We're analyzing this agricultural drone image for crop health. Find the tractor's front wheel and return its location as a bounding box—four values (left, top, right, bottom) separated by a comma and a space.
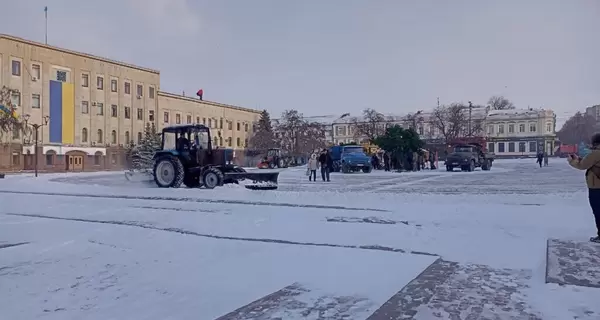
153, 156, 184, 188
203, 168, 224, 189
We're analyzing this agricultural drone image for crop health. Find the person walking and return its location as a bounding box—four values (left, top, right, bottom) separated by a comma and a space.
383, 152, 390, 172
318, 149, 333, 182
536, 151, 543, 168
567, 133, 600, 243
307, 153, 319, 181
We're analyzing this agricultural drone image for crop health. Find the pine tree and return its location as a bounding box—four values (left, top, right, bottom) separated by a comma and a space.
126, 123, 162, 174
248, 110, 275, 151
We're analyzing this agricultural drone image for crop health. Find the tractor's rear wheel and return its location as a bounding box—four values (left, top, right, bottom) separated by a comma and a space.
153, 156, 184, 188
203, 168, 224, 189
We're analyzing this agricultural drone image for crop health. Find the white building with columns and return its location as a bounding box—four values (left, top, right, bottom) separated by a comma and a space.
331, 108, 557, 157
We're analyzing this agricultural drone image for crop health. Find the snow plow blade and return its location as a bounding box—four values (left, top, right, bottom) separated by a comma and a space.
224, 171, 280, 190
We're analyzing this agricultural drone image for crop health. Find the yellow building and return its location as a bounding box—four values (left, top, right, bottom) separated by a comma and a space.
0, 34, 261, 172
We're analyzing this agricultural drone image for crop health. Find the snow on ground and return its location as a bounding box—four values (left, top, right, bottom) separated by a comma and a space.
0, 158, 599, 319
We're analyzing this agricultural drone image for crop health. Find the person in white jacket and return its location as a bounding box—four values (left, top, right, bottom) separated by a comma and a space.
307, 153, 320, 181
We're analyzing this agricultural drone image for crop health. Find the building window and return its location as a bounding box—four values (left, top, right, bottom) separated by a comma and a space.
97, 76, 104, 90
82, 128, 88, 142
529, 123, 536, 132
498, 124, 504, 134
498, 142, 505, 153
208, 119, 212, 127
32, 64, 41, 80
149, 87, 155, 99
111, 104, 118, 117
228, 121, 233, 130
111, 130, 117, 144
245, 123, 249, 132
111, 79, 118, 92
11, 60, 21, 76
11, 92, 20, 106
56, 70, 67, 82
81, 74, 89, 87
97, 103, 104, 115
12, 124, 19, 140
546, 123, 552, 132
81, 101, 89, 114
203, 118, 206, 125
508, 142, 515, 152
137, 108, 143, 120
176, 114, 181, 124
124, 106, 131, 119
94, 152, 101, 165
45, 153, 54, 165
488, 143, 495, 153
529, 141, 537, 152
137, 132, 142, 144
244, 138, 248, 147
228, 137, 232, 147
125, 131, 130, 144
137, 84, 143, 97
148, 110, 154, 122
32, 94, 41, 109
418, 126, 424, 135
518, 142, 526, 152
97, 129, 103, 143
187, 115, 192, 124
237, 122, 241, 131
219, 137, 223, 146
519, 124, 525, 133
508, 124, 514, 133
220, 118, 224, 129
164, 112, 169, 123
236, 137, 241, 147
196, 117, 200, 124
124, 82, 131, 94
487, 125, 494, 134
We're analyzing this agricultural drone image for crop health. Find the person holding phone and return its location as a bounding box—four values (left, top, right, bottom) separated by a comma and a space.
567, 133, 600, 243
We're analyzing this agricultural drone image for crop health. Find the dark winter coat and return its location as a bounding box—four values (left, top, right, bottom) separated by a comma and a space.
319, 153, 333, 168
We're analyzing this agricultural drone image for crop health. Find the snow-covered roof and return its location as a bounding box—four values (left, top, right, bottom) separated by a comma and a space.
487, 108, 553, 118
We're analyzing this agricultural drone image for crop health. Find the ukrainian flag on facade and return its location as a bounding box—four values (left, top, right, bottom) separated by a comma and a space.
49, 80, 75, 144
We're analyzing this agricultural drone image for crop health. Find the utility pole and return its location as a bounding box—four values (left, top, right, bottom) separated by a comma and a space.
44, 7, 48, 44
468, 101, 473, 136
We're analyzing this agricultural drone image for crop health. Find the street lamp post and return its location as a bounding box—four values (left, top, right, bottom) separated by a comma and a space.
23, 114, 49, 177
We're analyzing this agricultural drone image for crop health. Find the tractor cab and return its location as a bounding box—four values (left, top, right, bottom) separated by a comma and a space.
159, 124, 214, 168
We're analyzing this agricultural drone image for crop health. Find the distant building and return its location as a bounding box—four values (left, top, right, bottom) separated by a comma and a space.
585, 105, 600, 121
272, 114, 339, 145
484, 108, 556, 157
331, 107, 557, 157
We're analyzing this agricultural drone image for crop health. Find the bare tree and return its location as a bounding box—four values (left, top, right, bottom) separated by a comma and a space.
557, 112, 598, 145
350, 108, 386, 142
430, 103, 469, 144
488, 95, 515, 110
0, 86, 24, 145
276, 110, 326, 154
298, 122, 327, 154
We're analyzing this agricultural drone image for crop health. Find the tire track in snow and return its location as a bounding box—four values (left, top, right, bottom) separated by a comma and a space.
0, 190, 388, 212
3, 213, 437, 257
370, 174, 448, 192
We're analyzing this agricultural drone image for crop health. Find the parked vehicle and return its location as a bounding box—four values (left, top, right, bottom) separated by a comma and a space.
152, 124, 279, 190
329, 145, 373, 173
445, 143, 494, 172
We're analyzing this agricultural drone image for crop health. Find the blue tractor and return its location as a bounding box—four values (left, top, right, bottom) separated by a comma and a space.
152, 124, 279, 190
330, 145, 373, 173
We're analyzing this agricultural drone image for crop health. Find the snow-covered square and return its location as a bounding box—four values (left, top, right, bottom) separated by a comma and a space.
1, 159, 600, 319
